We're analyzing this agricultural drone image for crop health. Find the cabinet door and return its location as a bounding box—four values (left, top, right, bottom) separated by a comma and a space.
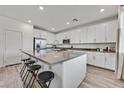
5, 30, 22, 65
81, 28, 87, 43
87, 52, 91, 64
106, 20, 117, 42
56, 33, 62, 44
46, 33, 55, 44
87, 52, 95, 65
87, 25, 96, 43
95, 53, 105, 68
34, 29, 41, 38
105, 53, 116, 70
0, 31, 4, 67
70, 30, 76, 43
71, 30, 80, 43
95, 23, 106, 43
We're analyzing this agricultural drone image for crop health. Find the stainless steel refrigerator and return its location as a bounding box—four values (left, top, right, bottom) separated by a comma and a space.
33, 37, 47, 55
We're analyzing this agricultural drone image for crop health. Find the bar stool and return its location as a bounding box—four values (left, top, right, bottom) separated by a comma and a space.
20, 58, 31, 77
37, 71, 54, 88
22, 60, 36, 81
23, 65, 41, 88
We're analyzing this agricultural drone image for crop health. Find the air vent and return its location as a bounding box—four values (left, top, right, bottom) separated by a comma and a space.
72, 18, 78, 22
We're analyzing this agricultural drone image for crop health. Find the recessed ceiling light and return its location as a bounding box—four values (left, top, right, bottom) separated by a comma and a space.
66, 22, 70, 25
39, 6, 44, 10
51, 28, 55, 30
28, 20, 31, 23
100, 9, 104, 12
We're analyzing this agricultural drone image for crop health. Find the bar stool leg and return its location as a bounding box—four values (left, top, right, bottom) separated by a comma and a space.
37, 80, 44, 88
47, 80, 52, 88
30, 70, 39, 88
26, 71, 34, 88
24, 71, 30, 85
20, 65, 26, 77
22, 70, 28, 81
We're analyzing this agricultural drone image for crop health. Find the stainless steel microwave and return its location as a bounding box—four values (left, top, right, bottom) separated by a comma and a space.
63, 39, 70, 44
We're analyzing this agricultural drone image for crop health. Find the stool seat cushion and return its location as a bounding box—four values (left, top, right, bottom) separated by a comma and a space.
25, 60, 35, 65
28, 65, 41, 71
38, 71, 54, 83
21, 58, 30, 62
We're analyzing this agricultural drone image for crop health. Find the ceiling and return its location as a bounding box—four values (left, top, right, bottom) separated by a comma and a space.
0, 5, 118, 32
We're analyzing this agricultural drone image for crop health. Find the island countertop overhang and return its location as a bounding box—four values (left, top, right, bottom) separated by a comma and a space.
21, 50, 86, 65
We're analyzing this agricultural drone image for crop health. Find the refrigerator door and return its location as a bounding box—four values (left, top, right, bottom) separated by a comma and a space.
34, 38, 47, 54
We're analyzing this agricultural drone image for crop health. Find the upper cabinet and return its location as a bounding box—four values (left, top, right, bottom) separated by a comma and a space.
106, 20, 117, 42
34, 29, 55, 44
55, 19, 117, 44
87, 20, 117, 43
87, 25, 96, 43
81, 27, 88, 43
95, 23, 106, 43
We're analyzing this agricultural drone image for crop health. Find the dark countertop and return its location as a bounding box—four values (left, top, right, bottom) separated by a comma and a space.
47, 47, 116, 54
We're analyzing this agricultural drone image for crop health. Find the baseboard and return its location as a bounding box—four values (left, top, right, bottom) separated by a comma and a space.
5, 63, 22, 67
87, 64, 115, 72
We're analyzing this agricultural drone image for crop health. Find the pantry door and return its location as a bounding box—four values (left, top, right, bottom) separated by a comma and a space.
4, 30, 22, 66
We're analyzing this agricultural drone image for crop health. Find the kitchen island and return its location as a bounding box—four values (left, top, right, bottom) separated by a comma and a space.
22, 50, 87, 88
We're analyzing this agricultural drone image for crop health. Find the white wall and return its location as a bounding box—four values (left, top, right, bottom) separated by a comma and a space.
0, 15, 33, 51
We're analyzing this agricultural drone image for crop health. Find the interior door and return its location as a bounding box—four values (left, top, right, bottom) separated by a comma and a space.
4, 30, 22, 66
0, 30, 4, 67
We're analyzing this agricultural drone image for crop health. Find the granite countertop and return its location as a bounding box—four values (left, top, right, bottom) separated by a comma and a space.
22, 50, 86, 65
47, 47, 116, 53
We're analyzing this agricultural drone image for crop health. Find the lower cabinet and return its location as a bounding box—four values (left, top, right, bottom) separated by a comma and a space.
104, 53, 116, 70
87, 52, 116, 71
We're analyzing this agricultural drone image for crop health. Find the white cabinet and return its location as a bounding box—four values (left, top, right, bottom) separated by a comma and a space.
34, 29, 55, 44
87, 52, 116, 70
87, 25, 96, 43
55, 20, 117, 44
45, 33, 55, 44
87, 52, 95, 65
105, 53, 116, 70
81, 28, 87, 43
106, 20, 117, 42
70, 30, 80, 43
56, 33, 63, 44
95, 23, 106, 43
70, 30, 75, 43
95, 53, 105, 68
0, 31, 4, 67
